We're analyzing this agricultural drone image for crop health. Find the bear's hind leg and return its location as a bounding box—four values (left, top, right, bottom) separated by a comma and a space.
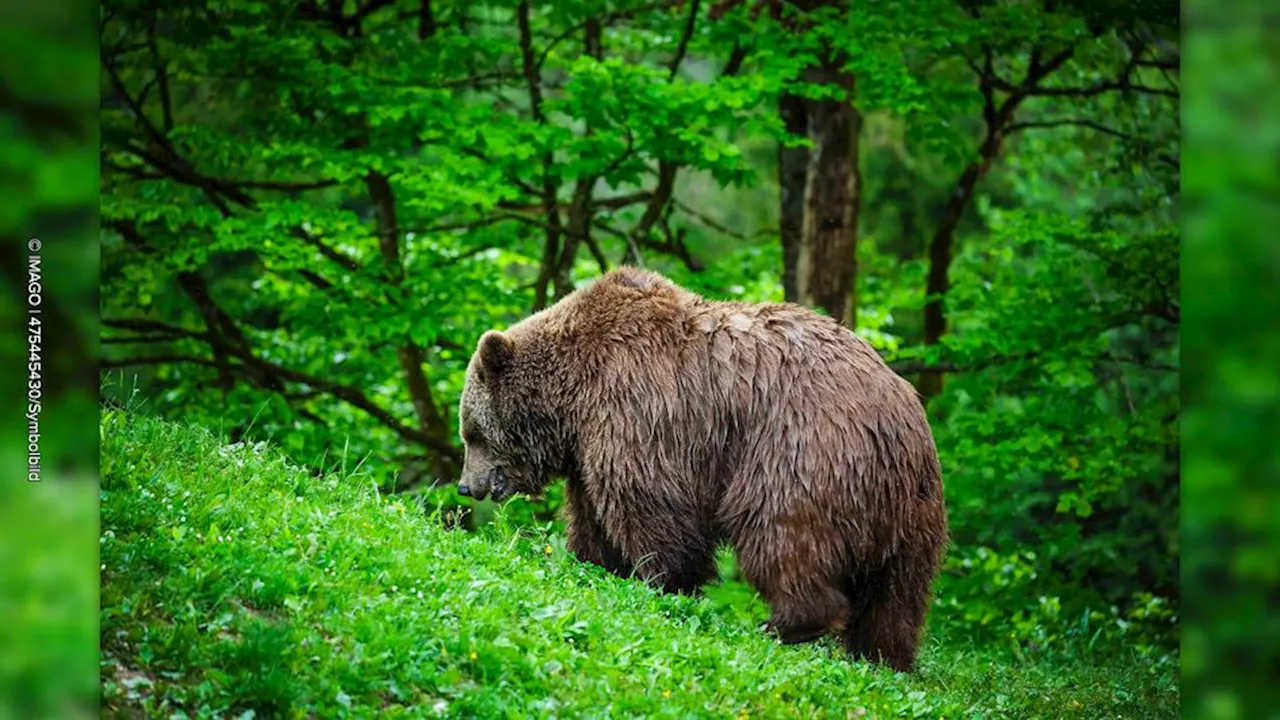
840, 553, 934, 673
763, 582, 850, 645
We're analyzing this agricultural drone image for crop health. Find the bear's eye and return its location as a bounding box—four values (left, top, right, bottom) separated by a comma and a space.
462, 426, 485, 446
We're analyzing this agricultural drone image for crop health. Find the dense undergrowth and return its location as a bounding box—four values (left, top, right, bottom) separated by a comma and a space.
100, 411, 1178, 719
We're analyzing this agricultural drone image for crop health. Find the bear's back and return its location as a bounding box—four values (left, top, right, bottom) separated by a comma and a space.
556, 270, 913, 429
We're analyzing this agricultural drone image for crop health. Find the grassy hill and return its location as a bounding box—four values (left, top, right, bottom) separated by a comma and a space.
99, 411, 1177, 719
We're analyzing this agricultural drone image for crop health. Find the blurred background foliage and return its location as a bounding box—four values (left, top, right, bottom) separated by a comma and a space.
1181, 0, 1280, 718
97, 0, 1182, 678
0, 0, 100, 717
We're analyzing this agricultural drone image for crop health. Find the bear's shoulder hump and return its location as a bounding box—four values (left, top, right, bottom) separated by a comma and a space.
599, 266, 674, 292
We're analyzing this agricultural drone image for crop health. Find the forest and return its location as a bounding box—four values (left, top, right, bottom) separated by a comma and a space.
96, 0, 1181, 716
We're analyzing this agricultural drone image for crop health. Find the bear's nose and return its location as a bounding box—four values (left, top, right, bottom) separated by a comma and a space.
457, 483, 471, 497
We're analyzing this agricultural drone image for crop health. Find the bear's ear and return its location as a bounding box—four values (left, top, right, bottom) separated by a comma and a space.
477, 330, 515, 380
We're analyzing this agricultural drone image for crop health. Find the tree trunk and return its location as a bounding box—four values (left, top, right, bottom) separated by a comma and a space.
918, 165, 977, 399
517, 0, 564, 312
366, 169, 457, 484
918, 112, 1011, 399
552, 18, 603, 301
778, 91, 807, 302
781, 58, 861, 327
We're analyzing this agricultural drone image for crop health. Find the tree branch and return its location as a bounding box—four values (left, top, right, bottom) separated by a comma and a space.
668, 0, 701, 79
673, 198, 747, 241
1007, 118, 1140, 142
625, 161, 679, 267
518, 1, 569, 310
495, 191, 652, 214
145, 12, 173, 132
101, 354, 222, 370
102, 317, 206, 339
1019, 36, 1177, 99
1024, 45, 1077, 86
233, 177, 340, 191
417, 0, 436, 40
114, 141, 237, 217
598, 127, 637, 182
657, 207, 704, 271
721, 42, 748, 76
517, 2, 548, 124
583, 233, 611, 272
102, 335, 190, 345
549, 16, 609, 300
366, 167, 452, 460
271, 230, 360, 280
978, 43, 998, 127
110, 150, 340, 193
1027, 80, 1178, 99
107, 78, 365, 303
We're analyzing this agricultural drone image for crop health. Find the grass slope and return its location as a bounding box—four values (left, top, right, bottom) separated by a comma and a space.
100, 412, 1177, 719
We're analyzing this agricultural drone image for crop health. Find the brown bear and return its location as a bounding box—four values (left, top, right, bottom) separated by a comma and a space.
456, 267, 948, 672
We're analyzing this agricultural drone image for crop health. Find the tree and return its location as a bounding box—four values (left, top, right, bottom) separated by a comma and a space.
774, 1, 861, 327
913, 0, 1180, 398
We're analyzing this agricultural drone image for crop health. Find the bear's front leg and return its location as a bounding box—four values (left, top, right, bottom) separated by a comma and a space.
629, 539, 718, 596
564, 480, 633, 578
576, 426, 719, 595
596, 498, 718, 595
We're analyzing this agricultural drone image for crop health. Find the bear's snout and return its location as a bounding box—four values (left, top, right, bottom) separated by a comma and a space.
456, 472, 488, 499
457, 467, 509, 501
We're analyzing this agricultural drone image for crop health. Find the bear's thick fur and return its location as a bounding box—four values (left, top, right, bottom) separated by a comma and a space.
456, 267, 948, 671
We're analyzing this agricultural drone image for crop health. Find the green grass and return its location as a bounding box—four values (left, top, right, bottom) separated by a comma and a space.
99, 411, 1177, 719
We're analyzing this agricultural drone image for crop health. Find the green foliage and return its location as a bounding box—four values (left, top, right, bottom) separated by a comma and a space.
100, 412, 1178, 718
920, 210, 1178, 648
936, 547, 1178, 661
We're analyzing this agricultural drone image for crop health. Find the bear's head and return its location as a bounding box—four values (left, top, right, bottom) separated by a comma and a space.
456, 329, 560, 502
